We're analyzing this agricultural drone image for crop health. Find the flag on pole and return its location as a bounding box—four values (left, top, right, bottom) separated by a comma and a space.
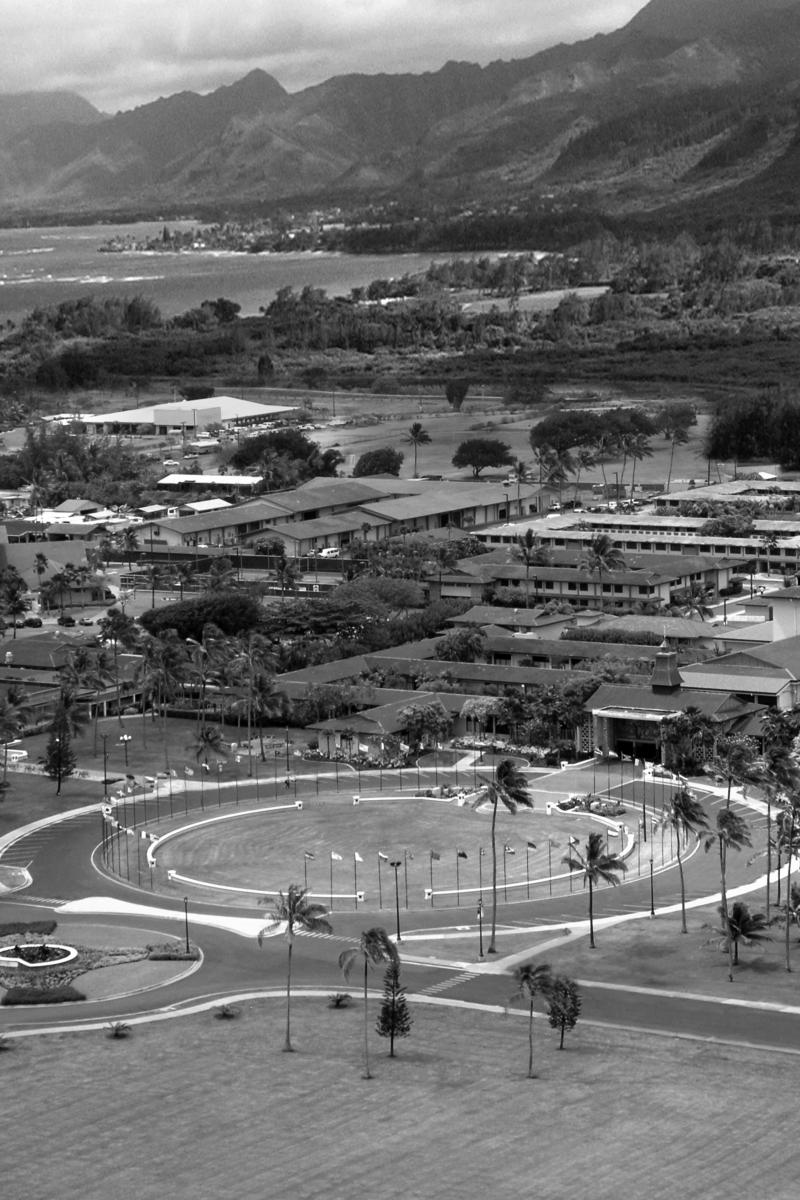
184, 766, 194, 776
304, 851, 315, 860
457, 849, 468, 859
479, 847, 486, 856
378, 852, 389, 862
354, 851, 363, 863
504, 844, 516, 855
331, 851, 343, 861
527, 839, 537, 849
430, 850, 441, 861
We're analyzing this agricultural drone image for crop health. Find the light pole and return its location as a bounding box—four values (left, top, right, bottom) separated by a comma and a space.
119, 733, 132, 767
102, 733, 109, 800
390, 860, 402, 942
477, 896, 484, 960
649, 856, 655, 918
183, 896, 190, 953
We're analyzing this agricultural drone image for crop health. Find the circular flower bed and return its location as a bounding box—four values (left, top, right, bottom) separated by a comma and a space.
0, 943, 78, 969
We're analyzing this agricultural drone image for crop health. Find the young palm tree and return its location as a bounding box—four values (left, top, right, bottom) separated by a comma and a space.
404, 422, 431, 477
579, 534, 625, 609
475, 758, 534, 954
116, 527, 140, 571
562, 831, 627, 949
171, 560, 196, 601
274, 556, 301, 602
720, 900, 771, 968
704, 809, 752, 982
338, 927, 398, 1079
258, 884, 332, 1052
97, 607, 140, 724
508, 961, 553, 1078
660, 787, 709, 933
189, 724, 227, 766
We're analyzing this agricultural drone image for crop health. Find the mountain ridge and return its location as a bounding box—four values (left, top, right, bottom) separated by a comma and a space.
3, 0, 800, 223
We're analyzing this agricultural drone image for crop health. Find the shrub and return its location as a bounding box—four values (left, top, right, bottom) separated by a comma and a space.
328, 993, 352, 1009
146, 942, 200, 961
0, 920, 57, 937
107, 1021, 132, 1039
0, 1035, 13, 1051
214, 1004, 241, 1020
2, 985, 85, 1005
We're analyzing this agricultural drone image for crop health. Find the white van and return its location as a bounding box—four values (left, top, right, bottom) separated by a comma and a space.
318, 546, 340, 558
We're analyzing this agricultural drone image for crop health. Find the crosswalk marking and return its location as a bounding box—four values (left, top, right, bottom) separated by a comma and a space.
418, 971, 479, 996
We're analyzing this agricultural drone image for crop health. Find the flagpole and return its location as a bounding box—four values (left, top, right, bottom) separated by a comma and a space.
456, 851, 460, 904
403, 849, 409, 908
547, 839, 552, 896
353, 855, 358, 910
503, 845, 508, 901
429, 852, 435, 906
304, 856, 308, 891
378, 855, 383, 908
330, 855, 334, 910
526, 842, 530, 899
479, 846, 483, 893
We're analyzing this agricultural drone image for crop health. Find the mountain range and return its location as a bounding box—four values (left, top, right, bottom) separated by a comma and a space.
2, 0, 800, 224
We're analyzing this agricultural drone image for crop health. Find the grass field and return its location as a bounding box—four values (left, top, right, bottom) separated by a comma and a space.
4, 998, 796, 1200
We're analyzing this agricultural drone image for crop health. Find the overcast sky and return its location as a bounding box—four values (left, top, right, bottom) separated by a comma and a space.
1, 0, 646, 113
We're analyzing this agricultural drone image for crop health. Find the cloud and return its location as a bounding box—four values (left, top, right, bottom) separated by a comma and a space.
0, 0, 644, 112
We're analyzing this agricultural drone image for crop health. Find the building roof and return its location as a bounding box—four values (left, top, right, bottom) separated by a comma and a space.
591, 615, 718, 641
157, 474, 264, 488
449, 605, 548, 628
83, 396, 296, 425
143, 498, 289, 535
585, 682, 745, 719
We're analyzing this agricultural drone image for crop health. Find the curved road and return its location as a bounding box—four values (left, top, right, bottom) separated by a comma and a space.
1, 767, 796, 1051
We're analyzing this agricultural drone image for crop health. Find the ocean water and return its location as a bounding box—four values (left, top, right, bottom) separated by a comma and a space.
0, 221, 445, 325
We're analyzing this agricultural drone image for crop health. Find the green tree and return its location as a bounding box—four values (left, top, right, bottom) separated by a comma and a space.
41, 721, 76, 795
703, 809, 752, 982
353, 447, 405, 477
259, 884, 332, 1052
660, 787, 709, 933
508, 961, 553, 1078
547, 975, 582, 1049
0, 690, 28, 795
562, 831, 627, 949
445, 379, 469, 412
339, 927, 399, 1079
375, 958, 413, 1057
435, 626, 486, 663
452, 438, 513, 478
404, 422, 431, 477
477, 758, 534, 954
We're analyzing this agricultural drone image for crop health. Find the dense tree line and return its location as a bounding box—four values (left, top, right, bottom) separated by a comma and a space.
706, 391, 800, 468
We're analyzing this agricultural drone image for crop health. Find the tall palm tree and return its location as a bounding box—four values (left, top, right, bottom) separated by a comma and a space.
189, 723, 227, 767
274, 556, 301, 602
704, 808, 752, 982
572, 447, 596, 508
116, 527, 140, 571
171, 560, 196, 600
140, 562, 165, 609
97, 607, 140, 724
258, 884, 332, 1052
579, 534, 625, 609
562, 831, 627, 949
515, 529, 552, 609
675, 581, 715, 622
660, 787, 709, 933
338, 927, 398, 1079
230, 631, 275, 775
404, 422, 431, 477
475, 758, 534, 954
508, 962, 553, 1079
720, 900, 771, 968
775, 802, 800, 972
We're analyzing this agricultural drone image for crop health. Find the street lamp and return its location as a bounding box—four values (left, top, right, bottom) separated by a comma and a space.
390, 860, 402, 942
477, 896, 484, 960
183, 896, 190, 954
649, 856, 655, 918
119, 733, 132, 767
102, 733, 109, 800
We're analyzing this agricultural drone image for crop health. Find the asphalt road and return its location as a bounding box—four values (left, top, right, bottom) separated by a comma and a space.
3, 764, 795, 1052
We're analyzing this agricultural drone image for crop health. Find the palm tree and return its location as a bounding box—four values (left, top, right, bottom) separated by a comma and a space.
97, 607, 140, 724
572, 447, 596, 508
171, 560, 196, 600
258, 884, 332, 1052
660, 706, 715, 774
274, 556, 301, 602
659, 787, 709, 933
230, 631, 275, 775
338, 927, 398, 1079
562, 831, 627, 949
720, 900, 771, 968
775, 802, 800, 972
116, 527, 140, 571
579, 534, 625, 608
404, 422, 431, 477
189, 724, 227, 767
475, 758, 534, 954
704, 809, 752, 982
508, 962, 553, 1078
675, 582, 715, 622
515, 529, 552, 608
140, 562, 165, 609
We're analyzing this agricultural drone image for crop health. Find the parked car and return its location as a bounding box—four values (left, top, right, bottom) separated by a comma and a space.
317, 546, 340, 558
78, 616, 94, 626
23, 616, 43, 627
57, 615, 76, 626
